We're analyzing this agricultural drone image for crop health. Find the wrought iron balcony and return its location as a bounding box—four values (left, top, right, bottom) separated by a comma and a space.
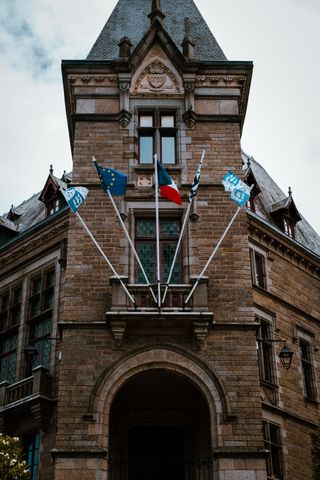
108, 458, 213, 480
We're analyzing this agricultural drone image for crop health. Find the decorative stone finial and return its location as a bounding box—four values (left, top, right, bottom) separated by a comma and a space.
288, 186, 292, 197
182, 36, 195, 59
148, 0, 165, 23
49, 165, 53, 175
247, 157, 251, 168
118, 37, 132, 58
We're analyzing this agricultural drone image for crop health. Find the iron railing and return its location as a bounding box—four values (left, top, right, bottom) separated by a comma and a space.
108, 458, 213, 480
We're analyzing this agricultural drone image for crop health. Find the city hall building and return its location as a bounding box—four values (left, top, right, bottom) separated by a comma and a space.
0, 1, 319, 479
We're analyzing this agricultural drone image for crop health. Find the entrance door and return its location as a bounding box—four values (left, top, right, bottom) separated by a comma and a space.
128, 426, 185, 480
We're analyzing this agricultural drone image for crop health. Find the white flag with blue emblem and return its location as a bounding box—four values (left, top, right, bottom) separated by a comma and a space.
222, 171, 251, 207
61, 187, 89, 213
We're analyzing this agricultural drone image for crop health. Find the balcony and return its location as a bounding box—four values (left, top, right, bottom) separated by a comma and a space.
107, 277, 214, 349
0, 366, 55, 431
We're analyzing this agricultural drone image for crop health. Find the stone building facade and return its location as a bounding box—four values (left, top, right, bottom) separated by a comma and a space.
0, 1, 319, 479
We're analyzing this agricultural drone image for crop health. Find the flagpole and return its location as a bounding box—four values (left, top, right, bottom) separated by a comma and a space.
184, 205, 241, 306
106, 188, 158, 304
162, 149, 206, 305
154, 154, 161, 308
74, 211, 136, 308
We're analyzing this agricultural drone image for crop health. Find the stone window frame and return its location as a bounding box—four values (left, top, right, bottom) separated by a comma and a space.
296, 328, 318, 403
22, 431, 40, 480
0, 251, 61, 383
263, 419, 285, 479
125, 202, 187, 284
132, 102, 183, 167
255, 308, 279, 390
249, 243, 268, 289
138, 109, 178, 165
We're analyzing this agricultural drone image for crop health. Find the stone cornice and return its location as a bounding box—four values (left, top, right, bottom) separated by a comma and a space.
0, 218, 69, 270
262, 402, 319, 429
247, 212, 320, 279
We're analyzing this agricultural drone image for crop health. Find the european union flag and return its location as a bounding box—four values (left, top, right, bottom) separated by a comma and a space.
94, 162, 127, 196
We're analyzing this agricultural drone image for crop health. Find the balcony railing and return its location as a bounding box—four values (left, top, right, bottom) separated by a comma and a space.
108, 458, 213, 480
110, 276, 209, 312
0, 366, 52, 407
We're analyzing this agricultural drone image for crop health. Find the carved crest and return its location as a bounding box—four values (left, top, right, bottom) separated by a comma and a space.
133, 60, 182, 95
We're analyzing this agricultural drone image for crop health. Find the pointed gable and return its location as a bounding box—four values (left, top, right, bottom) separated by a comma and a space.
87, 0, 227, 62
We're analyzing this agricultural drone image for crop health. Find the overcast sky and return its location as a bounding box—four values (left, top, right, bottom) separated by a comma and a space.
0, 0, 319, 234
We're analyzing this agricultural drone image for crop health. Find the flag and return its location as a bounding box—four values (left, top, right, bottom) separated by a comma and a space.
61, 187, 88, 213
94, 161, 127, 196
222, 171, 251, 207
188, 153, 204, 202
157, 162, 182, 205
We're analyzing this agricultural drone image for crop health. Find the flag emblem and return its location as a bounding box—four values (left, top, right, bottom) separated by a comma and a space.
189, 152, 204, 202
94, 161, 127, 196
157, 162, 182, 205
222, 171, 251, 207
62, 187, 88, 213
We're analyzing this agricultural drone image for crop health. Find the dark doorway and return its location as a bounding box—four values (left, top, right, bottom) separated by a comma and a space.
128, 426, 184, 480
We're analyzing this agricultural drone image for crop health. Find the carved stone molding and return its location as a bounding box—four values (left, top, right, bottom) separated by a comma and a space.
195, 75, 246, 88
183, 109, 197, 128
68, 75, 118, 87
193, 321, 210, 349
110, 320, 127, 348
136, 174, 153, 188
184, 82, 195, 93
118, 109, 132, 128
133, 60, 182, 95
0, 221, 69, 268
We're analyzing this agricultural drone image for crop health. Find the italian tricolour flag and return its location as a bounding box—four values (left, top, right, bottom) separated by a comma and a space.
157, 162, 182, 205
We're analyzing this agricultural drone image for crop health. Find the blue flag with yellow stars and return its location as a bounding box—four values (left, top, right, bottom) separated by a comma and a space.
94, 161, 127, 196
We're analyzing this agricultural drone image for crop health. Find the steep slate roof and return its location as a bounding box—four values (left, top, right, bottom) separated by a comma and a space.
242, 151, 320, 257
87, 0, 227, 61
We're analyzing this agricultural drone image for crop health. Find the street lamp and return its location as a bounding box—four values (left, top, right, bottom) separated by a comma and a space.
257, 338, 294, 371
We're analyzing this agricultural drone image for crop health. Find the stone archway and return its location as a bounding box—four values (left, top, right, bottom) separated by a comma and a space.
89, 345, 233, 454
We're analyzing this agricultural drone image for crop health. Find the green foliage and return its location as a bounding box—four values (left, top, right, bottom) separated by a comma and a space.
311, 428, 320, 480
0, 434, 30, 480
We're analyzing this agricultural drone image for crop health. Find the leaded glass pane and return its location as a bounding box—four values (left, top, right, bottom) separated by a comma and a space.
137, 220, 156, 238
0, 357, 7, 382
136, 243, 156, 284
161, 221, 179, 238
8, 352, 16, 383
162, 243, 180, 283
45, 271, 55, 288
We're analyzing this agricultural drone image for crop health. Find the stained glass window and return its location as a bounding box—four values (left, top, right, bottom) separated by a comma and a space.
136, 219, 181, 284
0, 333, 17, 383
23, 433, 40, 480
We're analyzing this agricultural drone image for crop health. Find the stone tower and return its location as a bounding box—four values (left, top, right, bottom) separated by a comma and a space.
58, 0, 264, 478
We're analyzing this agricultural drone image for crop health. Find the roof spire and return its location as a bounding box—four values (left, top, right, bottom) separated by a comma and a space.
288, 186, 292, 197
148, 0, 165, 24
49, 165, 54, 175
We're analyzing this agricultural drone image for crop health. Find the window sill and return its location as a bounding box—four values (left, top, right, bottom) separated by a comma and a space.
260, 379, 278, 390
304, 397, 319, 406
133, 164, 182, 173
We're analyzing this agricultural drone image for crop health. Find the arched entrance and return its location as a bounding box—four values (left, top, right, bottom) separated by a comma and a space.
108, 369, 212, 480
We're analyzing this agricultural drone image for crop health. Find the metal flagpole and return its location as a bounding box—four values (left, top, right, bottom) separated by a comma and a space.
162, 149, 206, 304
74, 211, 136, 307
154, 154, 161, 308
184, 205, 241, 306
161, 202, 192, 304
106, 188, 158, 304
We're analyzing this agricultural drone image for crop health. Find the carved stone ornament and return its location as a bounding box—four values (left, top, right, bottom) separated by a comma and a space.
137, 174, 153, 187
195, 75, 246, 88
68, 75, 118, 87
133, 60, 182, 95
119, 81, 131, 91
118, 110, 132, 128
184, 82, 195, 93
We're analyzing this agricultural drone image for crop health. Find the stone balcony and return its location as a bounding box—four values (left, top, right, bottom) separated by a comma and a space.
106, 276, 214, 349
0, 366, 56, 431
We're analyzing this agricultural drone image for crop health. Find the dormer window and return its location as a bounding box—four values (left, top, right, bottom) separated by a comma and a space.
243, 161, 260, 213
283, 216, 295, 238
39, 168, 68, 217
270, 190, 301, 239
